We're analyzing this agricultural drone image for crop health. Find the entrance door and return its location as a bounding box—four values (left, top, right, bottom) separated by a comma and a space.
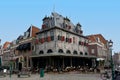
18, 62, 22, 71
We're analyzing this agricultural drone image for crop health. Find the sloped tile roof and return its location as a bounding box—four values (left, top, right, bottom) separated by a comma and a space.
87, 34, 107, 44
31, 25, 40, 37
3, 42, 11, 49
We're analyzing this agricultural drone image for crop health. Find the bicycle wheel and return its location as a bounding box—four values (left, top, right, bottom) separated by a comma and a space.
101, 73, 107, 80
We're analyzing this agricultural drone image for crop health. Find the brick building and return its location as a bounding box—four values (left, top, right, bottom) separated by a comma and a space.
2, 42, 11, 66
87, 34, 110, 68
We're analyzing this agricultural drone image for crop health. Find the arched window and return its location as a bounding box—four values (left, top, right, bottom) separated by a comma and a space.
80, 52, 83, 55
47, 49, 53, 53
73, 50, 78, 54
66, 50, 71, 54
39, 50, 44, 54
85, 52, 88, 55
58, 49, 64, 53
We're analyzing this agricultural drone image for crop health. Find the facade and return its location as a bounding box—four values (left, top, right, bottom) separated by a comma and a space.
1, 25, 40, 70
0, 39, 2, 66
11, 25, 40, 69
113, 52, 120, 68
87, 34, 109, 68
2, 42, 11, 66
31, 12, 96, 71
1, 12, 110, 72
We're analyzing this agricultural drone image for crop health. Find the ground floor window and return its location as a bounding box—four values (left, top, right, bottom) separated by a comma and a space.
58, 49, 64, 53
39, 50, 44, 54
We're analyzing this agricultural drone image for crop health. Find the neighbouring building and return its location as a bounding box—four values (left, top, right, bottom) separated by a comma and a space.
31, 12, 96, 71
0, 40, 2, 66
113, 52, 120, 68
10, 25, 40, 69
2, 42, 11, 66
87, 34, 110, 68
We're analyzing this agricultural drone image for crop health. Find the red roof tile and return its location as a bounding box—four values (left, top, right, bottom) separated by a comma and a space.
31, 25, 40, 37
87, 34, 107, 44
3, 42, 11, 49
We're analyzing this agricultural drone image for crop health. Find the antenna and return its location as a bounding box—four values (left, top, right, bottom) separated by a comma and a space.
0, 39, 1, 43
53, 4, 55, 12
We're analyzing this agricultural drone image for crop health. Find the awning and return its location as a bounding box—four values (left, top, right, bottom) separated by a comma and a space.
97, 58, 105, 61
16, 43, 31, 51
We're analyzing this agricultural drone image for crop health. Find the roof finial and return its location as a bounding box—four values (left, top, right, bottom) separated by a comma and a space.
0, 39, 1, 43
53, 4, 55, 13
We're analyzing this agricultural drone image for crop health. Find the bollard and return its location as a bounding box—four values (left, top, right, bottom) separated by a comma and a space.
9, 64, 12, 78
40, 68, 44, 77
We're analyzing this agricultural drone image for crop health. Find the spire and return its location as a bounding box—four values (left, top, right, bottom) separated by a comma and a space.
0, 39, 1, 43
53, 4, 55, 13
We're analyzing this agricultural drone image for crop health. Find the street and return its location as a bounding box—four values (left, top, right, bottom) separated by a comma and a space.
0, 73, 104, 80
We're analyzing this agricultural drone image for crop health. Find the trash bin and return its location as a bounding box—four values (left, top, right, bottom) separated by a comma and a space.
40, 68, 44, 77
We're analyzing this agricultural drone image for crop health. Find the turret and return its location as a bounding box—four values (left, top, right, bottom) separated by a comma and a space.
75, 22, 83, 35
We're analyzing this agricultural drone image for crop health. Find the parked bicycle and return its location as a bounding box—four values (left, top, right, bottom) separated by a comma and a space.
101, 69, 120, 80
114, 70, 120, 80
101, 71, 111, 80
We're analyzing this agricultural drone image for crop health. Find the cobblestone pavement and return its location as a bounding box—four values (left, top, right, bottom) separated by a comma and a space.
0, 72, 107, 80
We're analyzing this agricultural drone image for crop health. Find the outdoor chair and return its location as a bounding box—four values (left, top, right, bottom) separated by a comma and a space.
18, 68, 31, 78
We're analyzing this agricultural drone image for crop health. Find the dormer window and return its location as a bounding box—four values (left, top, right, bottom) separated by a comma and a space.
24, 31, 29, 39
76, 23, 81, 27
56, 17, 59, 20
64, 17, 70, 22
42, 16, 49, 21
96, 37, 100, 43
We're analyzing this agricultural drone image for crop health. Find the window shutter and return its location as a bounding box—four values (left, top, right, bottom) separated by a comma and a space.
70, 38, 72, 43
47, 36, 51, 42
41, 38, 44, 43
68, 38, 70, 43
61, 36, 65, 41
81, 42, 84, 45
69, 26, 71, 29
42, 24, 46, 29
68, 38, 71, 43
35, 39, 39, 44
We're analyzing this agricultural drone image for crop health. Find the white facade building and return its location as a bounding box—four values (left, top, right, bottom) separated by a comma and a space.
31, 12, 96, 70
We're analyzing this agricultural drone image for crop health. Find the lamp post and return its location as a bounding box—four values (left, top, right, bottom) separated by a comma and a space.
108, 40, 114, 80
0, 39, 2, 66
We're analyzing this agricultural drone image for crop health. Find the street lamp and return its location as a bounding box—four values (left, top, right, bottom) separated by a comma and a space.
108, 40, 114, 80
0, 39, 2, 67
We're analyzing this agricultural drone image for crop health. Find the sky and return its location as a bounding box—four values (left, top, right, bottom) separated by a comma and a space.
0, 0, 120, 53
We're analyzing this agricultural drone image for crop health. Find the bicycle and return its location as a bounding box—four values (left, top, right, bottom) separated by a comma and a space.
114, 70, 120, 80
101, 71, 111, 80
